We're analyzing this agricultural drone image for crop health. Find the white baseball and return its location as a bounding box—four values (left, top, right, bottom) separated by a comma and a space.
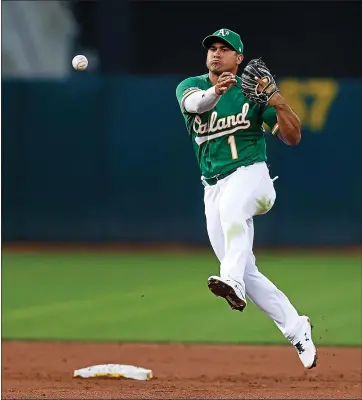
72, 55, 88, 71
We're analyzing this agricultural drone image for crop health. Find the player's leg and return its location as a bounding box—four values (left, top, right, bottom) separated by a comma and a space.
208, 162, 275, 312
204, 184, 225, 262
244, 218, 317, 369
204, 181, 248, 311
244, 217, 300, 336
219, 163, 275, 283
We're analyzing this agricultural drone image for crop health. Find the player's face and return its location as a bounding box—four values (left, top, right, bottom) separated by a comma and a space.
206, 42, 242, 75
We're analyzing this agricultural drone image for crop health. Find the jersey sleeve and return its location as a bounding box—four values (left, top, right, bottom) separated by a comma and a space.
262, 106, 280, 136
176, 77, 203, 113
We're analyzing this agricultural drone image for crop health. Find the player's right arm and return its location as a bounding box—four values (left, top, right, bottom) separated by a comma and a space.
176, 77, 213, 114
183, 86, 220, 114
176, 74, 236, 114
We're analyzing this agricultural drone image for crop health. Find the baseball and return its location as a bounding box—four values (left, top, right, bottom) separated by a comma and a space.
72, 55, 88, 71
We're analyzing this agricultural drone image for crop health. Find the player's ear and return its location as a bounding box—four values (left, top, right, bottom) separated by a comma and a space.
236, 54, 244, 65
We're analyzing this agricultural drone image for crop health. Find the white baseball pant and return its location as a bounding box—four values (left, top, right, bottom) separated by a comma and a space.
203, 161, 301, 339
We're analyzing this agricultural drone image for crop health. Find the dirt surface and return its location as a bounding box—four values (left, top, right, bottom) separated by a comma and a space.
2, 341, 361, 399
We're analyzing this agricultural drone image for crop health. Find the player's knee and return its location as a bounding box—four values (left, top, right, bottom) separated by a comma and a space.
221, 220, 249, 252
255, 194, 275, 215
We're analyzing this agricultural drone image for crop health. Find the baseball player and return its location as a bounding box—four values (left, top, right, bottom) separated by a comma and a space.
176, 28, 317, 369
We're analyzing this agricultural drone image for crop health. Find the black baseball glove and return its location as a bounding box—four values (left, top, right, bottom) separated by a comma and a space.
241, 58, 279, 105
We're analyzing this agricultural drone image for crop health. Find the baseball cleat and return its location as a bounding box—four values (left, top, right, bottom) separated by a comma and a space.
208, 276, 247, 312
290, 316, 318, 369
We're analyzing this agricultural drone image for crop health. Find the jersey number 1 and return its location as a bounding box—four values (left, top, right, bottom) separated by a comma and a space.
228, 135, 238, 160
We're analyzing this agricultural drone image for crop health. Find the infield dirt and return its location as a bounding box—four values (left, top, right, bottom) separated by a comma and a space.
2, 341, 361, 399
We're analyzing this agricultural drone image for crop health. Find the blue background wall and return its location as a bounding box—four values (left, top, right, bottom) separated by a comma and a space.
2, 77, 361, 246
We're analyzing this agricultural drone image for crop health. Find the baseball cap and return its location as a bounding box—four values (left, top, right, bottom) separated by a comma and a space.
202, 28, 244, 55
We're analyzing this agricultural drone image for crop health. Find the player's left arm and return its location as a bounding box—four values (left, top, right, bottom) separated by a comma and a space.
241, 59, 301, 146
267, 93, 301, 145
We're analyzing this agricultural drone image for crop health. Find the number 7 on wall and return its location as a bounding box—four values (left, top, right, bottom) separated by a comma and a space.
277, 79, 339, 131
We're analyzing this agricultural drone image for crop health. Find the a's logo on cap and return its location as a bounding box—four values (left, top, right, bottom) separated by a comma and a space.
217, 29, 229, 37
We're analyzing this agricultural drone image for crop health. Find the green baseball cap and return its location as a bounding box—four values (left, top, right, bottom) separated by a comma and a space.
202, 28, 244, 55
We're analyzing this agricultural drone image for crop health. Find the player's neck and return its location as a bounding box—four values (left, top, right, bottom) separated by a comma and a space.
208, 72, 219, 86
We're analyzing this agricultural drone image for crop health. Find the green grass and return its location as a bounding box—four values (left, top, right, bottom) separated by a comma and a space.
2, 250, 361, 346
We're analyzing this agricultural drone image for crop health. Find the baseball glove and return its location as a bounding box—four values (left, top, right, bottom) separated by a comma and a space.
240, 58, 279, 105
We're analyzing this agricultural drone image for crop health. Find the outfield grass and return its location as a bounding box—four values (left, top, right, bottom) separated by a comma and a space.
2, 250, 361, 346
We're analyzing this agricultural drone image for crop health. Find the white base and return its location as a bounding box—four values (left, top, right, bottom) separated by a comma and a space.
73, 364, 153, 381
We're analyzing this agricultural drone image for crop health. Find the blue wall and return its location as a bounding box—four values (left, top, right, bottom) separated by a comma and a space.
2, 76, 361, 246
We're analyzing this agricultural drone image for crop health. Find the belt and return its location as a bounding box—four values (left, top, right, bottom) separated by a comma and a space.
203, 168, 238, 186
202, 163, 274, 187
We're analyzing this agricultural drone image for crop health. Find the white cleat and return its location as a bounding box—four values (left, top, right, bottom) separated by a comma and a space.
207, 276, 247, 312
290, 316, 318, 369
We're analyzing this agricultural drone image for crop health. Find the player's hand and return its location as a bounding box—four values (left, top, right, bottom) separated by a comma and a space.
255, 77, 284, 106
215, 72, 237, 95
241, 58, 280, 105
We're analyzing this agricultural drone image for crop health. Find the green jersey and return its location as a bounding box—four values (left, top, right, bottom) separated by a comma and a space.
176, 74, 279, 179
